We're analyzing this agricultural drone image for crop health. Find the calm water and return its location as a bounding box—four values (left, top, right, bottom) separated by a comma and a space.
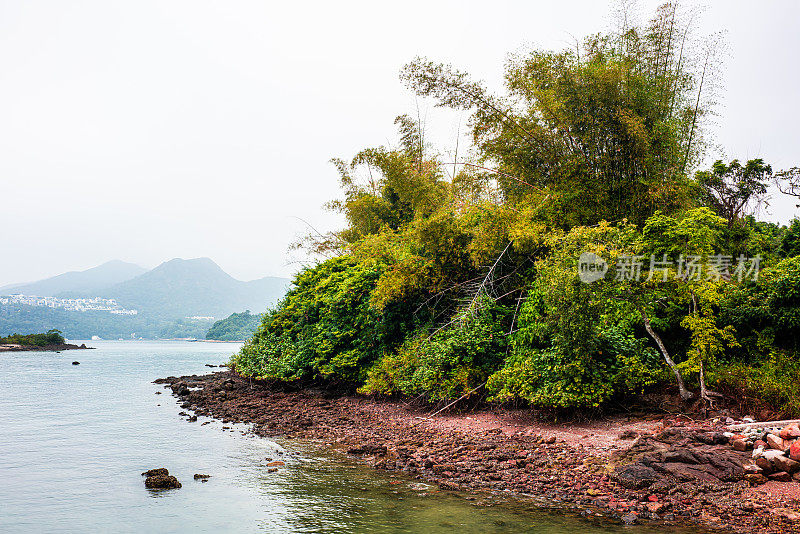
0, 341, 692, 533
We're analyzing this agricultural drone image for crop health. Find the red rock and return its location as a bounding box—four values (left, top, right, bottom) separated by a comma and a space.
779, 423, 800, 440
766, 433, 790, 451
755, 457, 775, 474
731, 439, 748, 451
790, 441, 800, 462
647, 495, 659, 502
768, 471, 792, 482
773, 455, 800, 474
647, 501, 666, 513
754, 440, 767, 449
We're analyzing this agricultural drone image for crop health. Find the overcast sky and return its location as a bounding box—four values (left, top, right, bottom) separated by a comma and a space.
1, 0, 797, 286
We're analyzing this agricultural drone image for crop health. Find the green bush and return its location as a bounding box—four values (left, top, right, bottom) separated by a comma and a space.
0, 329, 65, 346
362, 299, 510, 400
232, 256, 418, 384
713, 350, 800, 418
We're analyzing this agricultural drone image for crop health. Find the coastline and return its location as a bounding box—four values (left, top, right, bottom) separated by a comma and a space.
0, 343, 92, 352
156, 371, 800, 533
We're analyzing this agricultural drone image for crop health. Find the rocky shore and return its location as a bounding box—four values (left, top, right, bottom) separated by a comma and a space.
155, 371, 800, 533
0, 342, 91, 352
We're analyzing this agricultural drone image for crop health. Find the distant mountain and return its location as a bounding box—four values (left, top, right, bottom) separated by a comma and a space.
0, 260, 146, 296
77, 257, 288, 319
0, 257, 289, 338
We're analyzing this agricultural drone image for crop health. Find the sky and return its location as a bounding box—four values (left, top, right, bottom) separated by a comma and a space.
1, 0, 798, 286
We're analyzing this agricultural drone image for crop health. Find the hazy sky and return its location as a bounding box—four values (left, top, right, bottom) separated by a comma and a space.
1, 0, 797, 285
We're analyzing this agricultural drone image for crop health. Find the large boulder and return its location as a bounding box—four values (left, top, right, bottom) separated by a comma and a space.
773, 455, 800, 474
613, 464, 660, 489
790, 441, 800, 462
145, 475, 181, 489
779, 423, 800, 440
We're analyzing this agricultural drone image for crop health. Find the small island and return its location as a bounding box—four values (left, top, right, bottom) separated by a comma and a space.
0, 329, 92, 352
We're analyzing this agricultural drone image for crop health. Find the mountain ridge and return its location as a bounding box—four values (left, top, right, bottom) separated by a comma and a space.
0, 260, 146, 296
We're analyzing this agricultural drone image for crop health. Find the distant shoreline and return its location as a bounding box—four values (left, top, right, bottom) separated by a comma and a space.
0, 343, 93, 352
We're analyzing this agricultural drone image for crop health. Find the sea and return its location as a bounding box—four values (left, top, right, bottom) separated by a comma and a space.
0, 340, 698, 533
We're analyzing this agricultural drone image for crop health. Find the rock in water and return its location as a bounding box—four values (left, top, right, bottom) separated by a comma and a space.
193, 474, 211, 480
145, 475, 181, 489
72, 361, 80, 365
142, 468, 169, 477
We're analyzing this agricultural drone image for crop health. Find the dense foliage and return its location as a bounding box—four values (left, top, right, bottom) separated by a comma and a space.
0, 329, 65, 346
234, 3, 799, 415
205, 311, 263, 341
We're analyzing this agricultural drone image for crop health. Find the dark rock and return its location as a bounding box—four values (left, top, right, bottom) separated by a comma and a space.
613, 464, 659, 489
621, 512, 638, 525
768, 471, 791, 482
142, 468, 169, 477
71, 361, 80, 365
193, 474, 211, 480
618, 430, 638, 440
348, 444, 387, 456
773, 455, 799, 474
744, 473, 768, 486
188, 415, 198, 422
664, 450, 700, 464
145, 475, 181, 489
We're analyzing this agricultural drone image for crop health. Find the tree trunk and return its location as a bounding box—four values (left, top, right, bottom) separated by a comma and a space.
640, 309, 694, 401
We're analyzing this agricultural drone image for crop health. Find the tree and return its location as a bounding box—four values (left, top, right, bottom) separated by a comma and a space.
776, 167, 800, 208
695, 159, 773, 227
401, 3, 714, 227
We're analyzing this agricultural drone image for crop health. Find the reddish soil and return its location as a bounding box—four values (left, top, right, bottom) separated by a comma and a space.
155, 371, 800, 533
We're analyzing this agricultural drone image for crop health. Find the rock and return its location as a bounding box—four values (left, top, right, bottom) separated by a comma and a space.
621, 513, 638, 525
779, 423, 800, 440
766, 434, 790, 451
793, 472, 800, 482
266, 461, 285, 467
647, 501, 666, 514
267, 467, 278, 473
773, 455, 800, 474
754, 440, 767, 450
755, 457, 774, 474
664, 450, 700, 464
145, 474, 181, 489
617, 430, 638, 440
731, 439, 748, 451
743, 463, 762, 474
544, 436, 556, 444
745, 473, 768, 485
348, 444, 387, 456
613, 464, 659, 490
790, 441, 800, 462
188, 415, 198, 422
193, 474, 211, 480
768, 471, 792, 482
72, 361, 80, 365
141, 468, 169, 477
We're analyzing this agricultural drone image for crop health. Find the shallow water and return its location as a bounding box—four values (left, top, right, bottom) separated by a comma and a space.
0, 340, 694, 533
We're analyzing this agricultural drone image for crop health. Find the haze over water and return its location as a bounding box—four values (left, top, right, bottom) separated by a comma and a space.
1, 341, 696, 533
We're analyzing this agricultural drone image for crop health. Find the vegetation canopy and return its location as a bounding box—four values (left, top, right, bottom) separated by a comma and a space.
234, 2, 799, 417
